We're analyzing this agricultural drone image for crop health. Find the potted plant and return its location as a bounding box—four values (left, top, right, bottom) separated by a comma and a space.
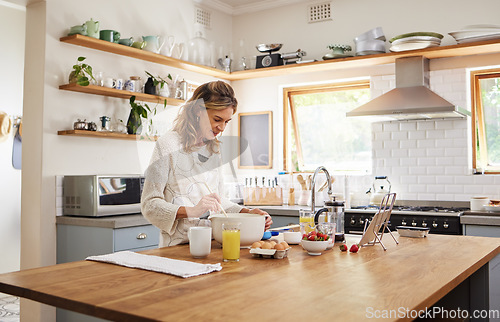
327, 44, 352, 55
145, 71, 172, 97
127, 96, 167, 135
68, 56, 95, 86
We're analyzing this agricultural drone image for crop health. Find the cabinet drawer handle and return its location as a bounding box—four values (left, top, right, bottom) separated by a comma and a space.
137, 233, 147, 240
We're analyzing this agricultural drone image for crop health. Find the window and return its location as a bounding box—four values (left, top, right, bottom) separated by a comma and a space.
283, 81, 371, 172
471, 69, 500, 174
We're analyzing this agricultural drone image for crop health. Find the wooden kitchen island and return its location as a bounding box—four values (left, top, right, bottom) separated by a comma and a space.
0, 234, 499, 321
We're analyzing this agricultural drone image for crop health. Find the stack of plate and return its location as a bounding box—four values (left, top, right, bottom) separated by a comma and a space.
389, 32, 443, 52
354, 27, 386, 56
449, 25, 500, 44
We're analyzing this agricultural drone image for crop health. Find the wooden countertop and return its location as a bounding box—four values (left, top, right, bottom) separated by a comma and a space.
0, 234, 499, 321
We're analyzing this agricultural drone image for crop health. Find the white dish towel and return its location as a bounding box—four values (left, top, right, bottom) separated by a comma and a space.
86, 251, 222, 278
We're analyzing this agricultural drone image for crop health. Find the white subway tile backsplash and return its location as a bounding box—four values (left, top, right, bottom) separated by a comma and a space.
399, 122, 417, 131
383, 122, 399, 132
417, 140, 435, 148
427, 166, 446, 175
384, 139, 399, 149
418, 176, 436, 184
436, 176, 454, 184
368, 68, 498, 202
399, 140, 416, 149
391, 131, 408, 140
409, 167, 427, 175
417, 121, 435, 130
409, 131, 426, 140
417, 157, 436, 166
435, 120, 454, 130
426, 130, 445, 139
426, 148, 445, 157
409, 148, 426, 157
400, 158, 417, 166
436, 157, 454, 166
445, 185, 464, 194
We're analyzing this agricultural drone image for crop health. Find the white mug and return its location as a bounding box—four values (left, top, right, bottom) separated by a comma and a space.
470, 196, 489, 211
188, 226, 212, 258
103, 77, 114, 88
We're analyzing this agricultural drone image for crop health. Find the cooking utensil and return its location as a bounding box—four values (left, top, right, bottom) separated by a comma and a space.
297, 175, 307, 190
202, 182, 228, 217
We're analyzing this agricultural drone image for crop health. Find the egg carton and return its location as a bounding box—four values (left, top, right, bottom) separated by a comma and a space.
249, 247, 291, 259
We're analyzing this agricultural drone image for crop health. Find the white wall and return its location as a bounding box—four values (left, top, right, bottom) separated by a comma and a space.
0, 1, 25, 274
231, 0, 500, 64
21, 0, 233, 320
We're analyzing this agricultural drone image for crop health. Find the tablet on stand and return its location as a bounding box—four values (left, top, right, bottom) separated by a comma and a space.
359, 193, 398, 250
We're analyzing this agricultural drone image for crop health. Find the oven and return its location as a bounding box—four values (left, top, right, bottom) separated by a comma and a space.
345, 201, 469, 236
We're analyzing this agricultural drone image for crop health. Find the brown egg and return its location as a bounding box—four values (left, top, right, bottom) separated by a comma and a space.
280, 241, 289, 249
269, 241, 277, 247
275, 243, 285, 250
262, 242, 272, 249
251, 242, 262, 249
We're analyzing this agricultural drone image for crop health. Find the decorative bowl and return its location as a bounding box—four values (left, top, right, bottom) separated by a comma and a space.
209, 213, 265, 247
256, 43, 283, 53
300, 240, 329, 255
283, 231, 302, 244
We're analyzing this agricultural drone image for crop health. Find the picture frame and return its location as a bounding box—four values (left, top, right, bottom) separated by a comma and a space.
238, 111, 273, 169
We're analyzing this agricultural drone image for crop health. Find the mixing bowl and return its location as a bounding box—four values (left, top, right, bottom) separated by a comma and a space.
210, 213, 266, 247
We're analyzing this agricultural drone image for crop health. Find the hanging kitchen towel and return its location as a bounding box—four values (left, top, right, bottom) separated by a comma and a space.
86, 251, 222, 278
12, 125, 21, 169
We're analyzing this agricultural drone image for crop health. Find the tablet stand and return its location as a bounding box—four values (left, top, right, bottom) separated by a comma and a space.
359, 193, 398, 251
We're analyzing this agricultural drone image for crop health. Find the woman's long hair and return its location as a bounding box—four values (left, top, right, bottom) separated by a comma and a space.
172, 81, 238, 154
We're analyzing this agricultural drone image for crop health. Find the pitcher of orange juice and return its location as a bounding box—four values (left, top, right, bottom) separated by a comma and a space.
222, 222, 241, 262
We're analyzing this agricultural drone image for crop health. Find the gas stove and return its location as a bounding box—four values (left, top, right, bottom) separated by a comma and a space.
345, 201, 469, 235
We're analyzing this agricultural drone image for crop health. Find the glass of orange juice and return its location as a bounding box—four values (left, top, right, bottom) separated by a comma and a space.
222, 222, 241, 262
299, 209, 315, 235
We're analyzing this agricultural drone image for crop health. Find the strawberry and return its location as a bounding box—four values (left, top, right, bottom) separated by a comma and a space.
339, 244, 348, 252
308, 235, 316, 241
349, 244, 360, 253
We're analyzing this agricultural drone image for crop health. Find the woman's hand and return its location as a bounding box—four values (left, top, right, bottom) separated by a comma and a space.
184, 193, 222, 218
246, 208, 273, 230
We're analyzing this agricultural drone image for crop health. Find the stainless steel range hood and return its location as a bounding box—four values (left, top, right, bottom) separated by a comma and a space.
346, 56, 470, 121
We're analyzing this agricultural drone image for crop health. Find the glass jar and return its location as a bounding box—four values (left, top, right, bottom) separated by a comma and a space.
188, 31, 212, 67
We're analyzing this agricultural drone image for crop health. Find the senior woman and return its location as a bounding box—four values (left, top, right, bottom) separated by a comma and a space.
141, 81, 272, 247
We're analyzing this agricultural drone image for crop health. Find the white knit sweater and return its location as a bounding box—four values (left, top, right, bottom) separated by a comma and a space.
141, 131, 243, 247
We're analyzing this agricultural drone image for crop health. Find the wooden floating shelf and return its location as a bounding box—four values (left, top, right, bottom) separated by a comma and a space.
57, 130, 158, 141
60, 34, 231, 80
59, 83, 184, 106
61, 34, 500, 81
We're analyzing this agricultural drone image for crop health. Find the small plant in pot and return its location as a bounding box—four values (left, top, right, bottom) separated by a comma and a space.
145, 71, 172, 97
68, 56, 95, 86
127, 96, 154, 135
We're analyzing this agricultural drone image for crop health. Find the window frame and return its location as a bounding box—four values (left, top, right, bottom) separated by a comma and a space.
470, 68, 500, 174
282, 81, 371, 172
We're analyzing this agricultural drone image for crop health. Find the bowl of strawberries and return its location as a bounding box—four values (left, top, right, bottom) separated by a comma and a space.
300, 230, 330, 255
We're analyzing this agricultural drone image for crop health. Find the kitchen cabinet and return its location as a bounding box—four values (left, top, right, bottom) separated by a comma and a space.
61, 35, 500, 81
56, 214, 160, 322
462, 214, 500, 319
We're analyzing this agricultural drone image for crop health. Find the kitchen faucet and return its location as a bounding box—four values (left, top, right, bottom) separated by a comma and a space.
311, 166, 333, 213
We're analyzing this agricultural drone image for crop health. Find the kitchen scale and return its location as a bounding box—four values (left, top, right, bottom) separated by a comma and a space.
255, 43, 283, 68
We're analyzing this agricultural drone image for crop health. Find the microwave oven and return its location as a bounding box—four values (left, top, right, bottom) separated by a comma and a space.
63, 175, 144, 217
